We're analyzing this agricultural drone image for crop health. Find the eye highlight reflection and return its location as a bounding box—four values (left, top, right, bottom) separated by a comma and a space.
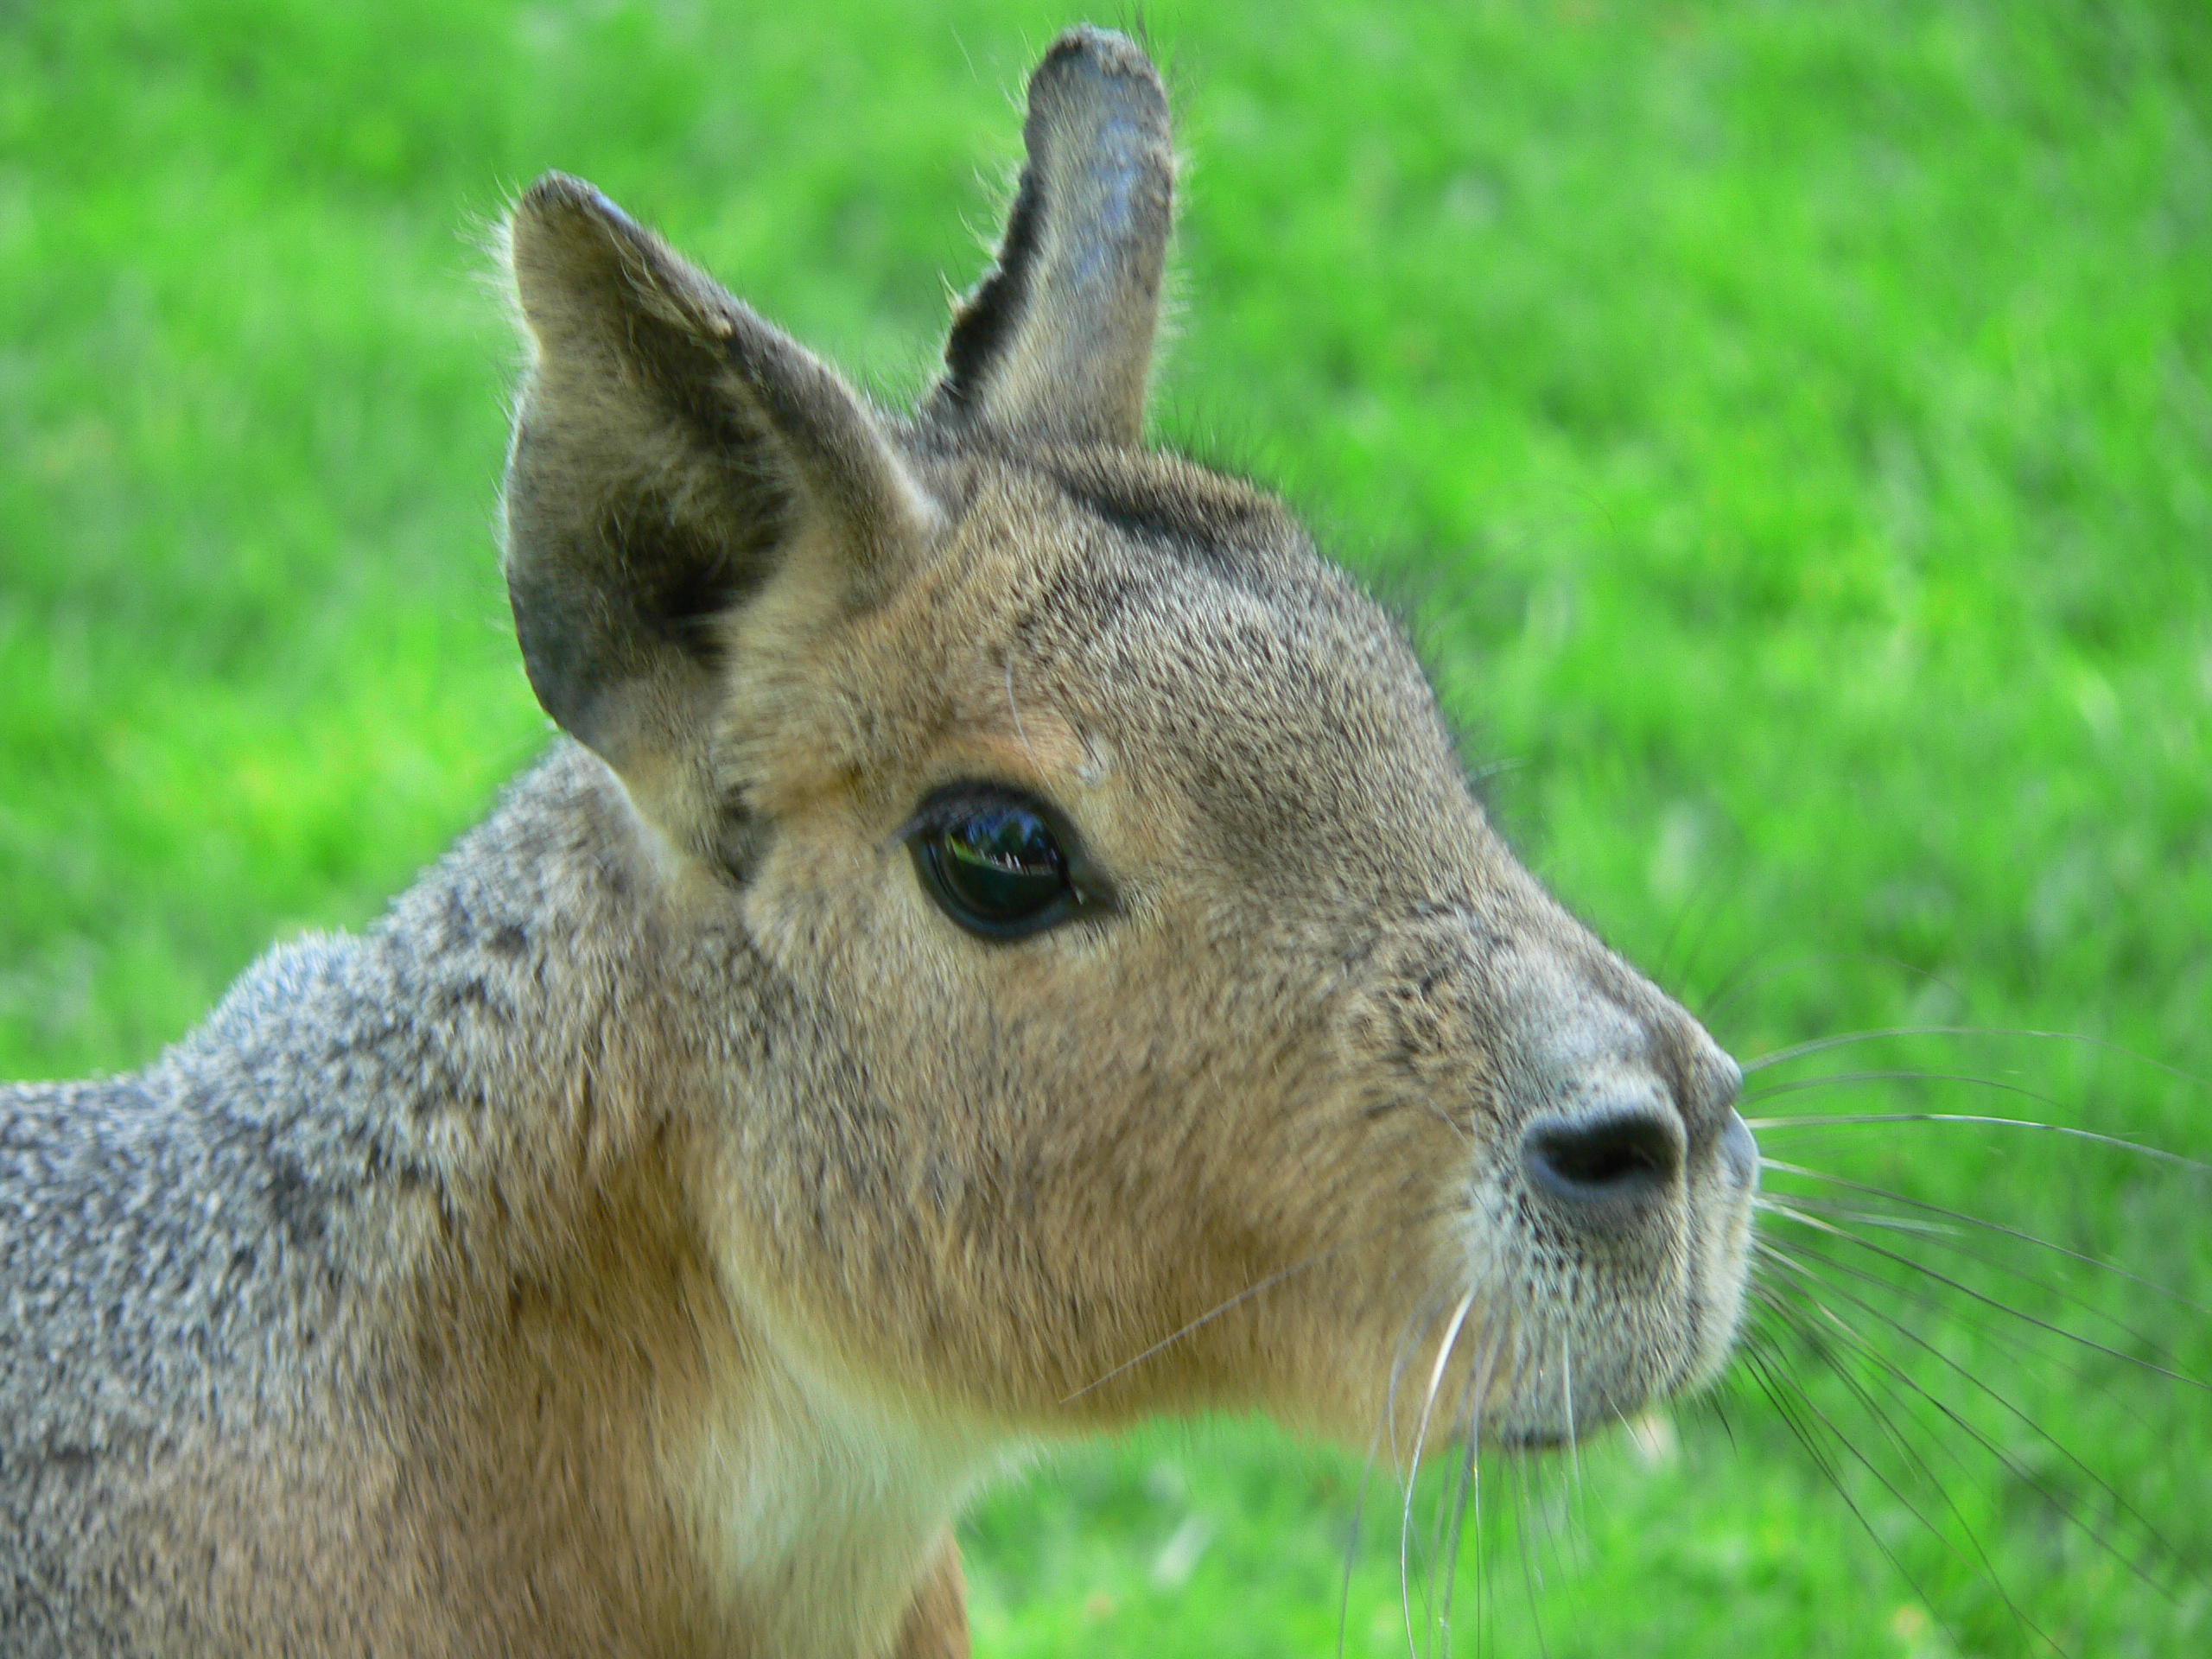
905, 785, 1105, 942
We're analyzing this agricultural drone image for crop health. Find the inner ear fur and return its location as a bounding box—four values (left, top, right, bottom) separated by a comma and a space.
502, 174, 934, 866
924, 26, 1174, 449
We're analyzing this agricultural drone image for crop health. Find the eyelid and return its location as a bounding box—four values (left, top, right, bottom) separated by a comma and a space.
893, 785, 1023, 846
898, 782, 1058, 846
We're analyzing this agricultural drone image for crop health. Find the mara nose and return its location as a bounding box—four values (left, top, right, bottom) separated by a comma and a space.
1521, 1104, 1682, 1225
1690, 1046, 1745, 1138
1721, 1107, 1759, 1191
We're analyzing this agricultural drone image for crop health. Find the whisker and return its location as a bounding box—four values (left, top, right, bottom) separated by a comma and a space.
1699, 950, 1958, 1027
1652, 852, 1735, 995
1749, 1289, 1948, 1498
1424, 1359, 1483, 1656
1757, 1202, 2210, 1392
1751, 1287, 2008, 1571
1760, 1158, 2212, 1319
1740, 1026, 2209, 1090
1065, 1202, 1458, 1402
1758, 1204, 2158, 1395
1805, 1319, 2031, 1622
1476, 1325, 1537, 1659
1737, 1330, 1988, 1653
1707, 1387, 1738, 1456
1763, 1197, 1958, 1238
1402, 1294, 1475, 1659
1759, 1187, 2208, 1363
1435, 1330, 1498, 1658
1754, 1240, 2177, 1587
1560, 1330, 1580, 1512
1742, 1113, 2212, 1179
1745, 1284, 2064, 1655
1337, 1414, 1389, 1659
1511, 1447, 1551, 1659
1342, 1316, 1435, 1659
1735, 1336, 1944, 1613
1746, 1068, 2078, 1118
1758, 1233, 2183, 1572
1546, 1427, 1594, 1632
1754, 1214, 2102, 1396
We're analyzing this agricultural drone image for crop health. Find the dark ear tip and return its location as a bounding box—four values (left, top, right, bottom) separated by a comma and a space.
1036, 24, 1166, 99
509, 175, 735, 341
518, 170, 601, 214
1042, 23, 1153, 67
512, 172, 644, 259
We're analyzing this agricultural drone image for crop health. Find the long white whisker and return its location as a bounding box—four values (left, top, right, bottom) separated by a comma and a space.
1437, 1328, 1500, 1657
1742, 1113, 2212, 1177
1560, 1331, 1580, 1503
1402, 1294, 1475, 1659
1344, 1313, 1437, 1659
1740, 1026, 2208, 1090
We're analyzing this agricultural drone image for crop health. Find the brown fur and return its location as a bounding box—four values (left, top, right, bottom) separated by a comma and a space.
0, 27, 1754, 1656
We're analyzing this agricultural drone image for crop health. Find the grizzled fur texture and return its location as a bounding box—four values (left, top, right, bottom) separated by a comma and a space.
1, 26, 1758, 1659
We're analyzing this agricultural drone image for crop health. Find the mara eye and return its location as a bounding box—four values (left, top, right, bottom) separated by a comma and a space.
906, 788, 1096, 941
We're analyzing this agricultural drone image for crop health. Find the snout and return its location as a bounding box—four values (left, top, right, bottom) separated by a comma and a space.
1720, 1105, 1759, 1192
1501, 1085, 1760, 1433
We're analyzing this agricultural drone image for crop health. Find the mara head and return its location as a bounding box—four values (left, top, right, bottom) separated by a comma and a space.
499, 26, 1758, 1455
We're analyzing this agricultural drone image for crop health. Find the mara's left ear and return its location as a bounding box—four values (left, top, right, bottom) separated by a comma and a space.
924, 26, 1174, 448
502, 175, 937, 872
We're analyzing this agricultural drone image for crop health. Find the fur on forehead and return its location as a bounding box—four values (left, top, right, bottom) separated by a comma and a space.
714, 443, 1478, 888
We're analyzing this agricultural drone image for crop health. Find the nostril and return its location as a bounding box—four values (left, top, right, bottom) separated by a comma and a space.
1522, 1110, 1681, 1212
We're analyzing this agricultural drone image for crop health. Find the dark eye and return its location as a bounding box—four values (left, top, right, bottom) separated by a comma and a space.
906, 789, 1095, 941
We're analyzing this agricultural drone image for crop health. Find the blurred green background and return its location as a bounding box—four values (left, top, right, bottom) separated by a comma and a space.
3, 2, 2208, 1653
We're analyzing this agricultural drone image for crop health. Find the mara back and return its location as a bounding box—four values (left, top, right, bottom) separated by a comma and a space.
0, 29, 1758, 1659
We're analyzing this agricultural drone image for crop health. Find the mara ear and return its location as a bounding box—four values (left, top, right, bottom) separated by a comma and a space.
502, 174, 936, 868
923, 26, 1173, 449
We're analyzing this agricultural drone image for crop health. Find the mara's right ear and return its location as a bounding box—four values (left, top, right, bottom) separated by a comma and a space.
923, 26, 1173, 448
502, 175, 936, 871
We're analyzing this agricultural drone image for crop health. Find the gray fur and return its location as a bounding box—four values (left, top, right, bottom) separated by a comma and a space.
3, 753, 662, 1652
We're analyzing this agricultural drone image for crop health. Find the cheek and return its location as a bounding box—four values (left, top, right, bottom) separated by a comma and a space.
743, 826, 1131, 1128
743, 804, 955, 991
748, 821, 1450, 1207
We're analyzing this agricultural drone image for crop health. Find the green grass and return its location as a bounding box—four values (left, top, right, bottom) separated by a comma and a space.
4, 2, 2209, 1653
